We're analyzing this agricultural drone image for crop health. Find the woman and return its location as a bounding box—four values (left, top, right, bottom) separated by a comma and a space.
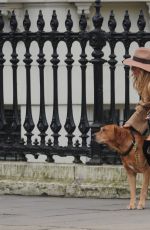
122, 47, 150, 155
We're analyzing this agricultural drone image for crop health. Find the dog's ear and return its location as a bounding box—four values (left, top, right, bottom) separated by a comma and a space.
114, 125, 127, 141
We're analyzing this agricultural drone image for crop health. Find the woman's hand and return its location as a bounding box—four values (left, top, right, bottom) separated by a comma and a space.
123, 124, 131, 128
146, 135, 150, 141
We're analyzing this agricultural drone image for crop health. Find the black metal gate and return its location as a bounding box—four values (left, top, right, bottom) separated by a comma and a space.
0, 0, 150, 163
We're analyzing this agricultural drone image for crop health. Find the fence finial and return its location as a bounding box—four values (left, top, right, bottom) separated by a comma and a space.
23, 10, 31, 31
122, 10, 131, 32
37, 10, 45, 31
79, 10, 87, 31
10, 10, 18, 32
65, 10, 73, 31
137, 10, 146, 31
93, 0, 103, 29
108, 10, 116, 32
50, 10, 59, 31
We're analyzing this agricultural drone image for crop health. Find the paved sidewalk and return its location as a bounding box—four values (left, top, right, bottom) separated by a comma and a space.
0, 195, 150, 230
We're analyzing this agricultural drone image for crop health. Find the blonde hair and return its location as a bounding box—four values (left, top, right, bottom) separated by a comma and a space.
132, 69, 150, 102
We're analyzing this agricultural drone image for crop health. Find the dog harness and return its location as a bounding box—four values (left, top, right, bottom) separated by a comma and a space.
121, 129, 147, 170
121, 129, 137, 157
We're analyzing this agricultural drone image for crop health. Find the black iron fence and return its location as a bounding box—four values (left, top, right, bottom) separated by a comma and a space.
0, 0, 150, 164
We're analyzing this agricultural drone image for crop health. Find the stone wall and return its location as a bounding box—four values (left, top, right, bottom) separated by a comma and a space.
0, 162, 147, 199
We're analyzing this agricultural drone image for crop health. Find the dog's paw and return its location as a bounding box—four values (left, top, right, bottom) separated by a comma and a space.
127, 204, 136, 210
137, 203, 145, 210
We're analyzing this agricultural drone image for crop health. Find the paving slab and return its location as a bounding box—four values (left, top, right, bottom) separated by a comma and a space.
0, 195, 150, 230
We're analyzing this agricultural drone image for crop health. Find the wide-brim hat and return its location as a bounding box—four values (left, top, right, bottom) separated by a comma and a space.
123, 47, 150, 72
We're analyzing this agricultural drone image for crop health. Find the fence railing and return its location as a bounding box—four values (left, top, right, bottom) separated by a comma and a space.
0, 0, 150, 164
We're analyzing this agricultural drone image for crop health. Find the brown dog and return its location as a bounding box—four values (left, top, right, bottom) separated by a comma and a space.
95, 124, 150, 210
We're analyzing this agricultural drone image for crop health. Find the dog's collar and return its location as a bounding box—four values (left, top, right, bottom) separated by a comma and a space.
121, 129, 137, 157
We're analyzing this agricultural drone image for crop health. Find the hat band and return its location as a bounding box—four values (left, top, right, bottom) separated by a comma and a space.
133, 56, 150, 64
